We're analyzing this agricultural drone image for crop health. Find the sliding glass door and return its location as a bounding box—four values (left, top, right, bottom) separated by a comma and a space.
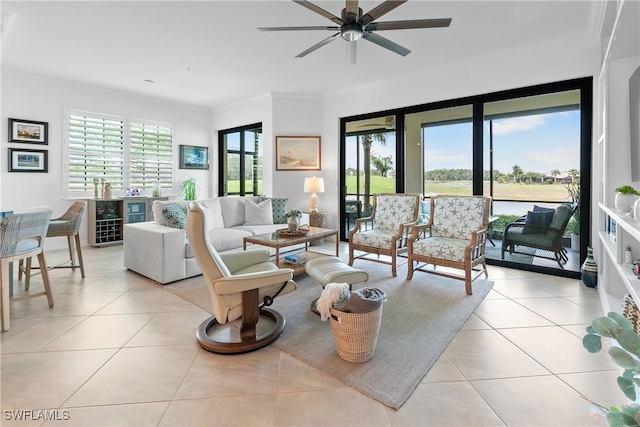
340, 78, 591, 278
218, 123, 263, 196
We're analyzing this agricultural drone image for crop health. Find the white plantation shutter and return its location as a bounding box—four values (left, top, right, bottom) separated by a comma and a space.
129, 121, 173, 191
65, 109, 174, 198
67, 112, 124, 195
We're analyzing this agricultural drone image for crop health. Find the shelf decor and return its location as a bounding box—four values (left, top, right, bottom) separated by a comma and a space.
614, 185, 638, 215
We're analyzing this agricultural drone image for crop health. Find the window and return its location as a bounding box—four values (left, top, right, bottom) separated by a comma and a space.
218, 123, 262, 196
65, 109, 173, 198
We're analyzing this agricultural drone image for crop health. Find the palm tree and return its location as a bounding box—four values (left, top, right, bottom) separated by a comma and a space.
512, 165, 523, 183
568, 168, 580, 182
551, 169, 561, 183
361, 132, 387, 213
371, 153, 393, 177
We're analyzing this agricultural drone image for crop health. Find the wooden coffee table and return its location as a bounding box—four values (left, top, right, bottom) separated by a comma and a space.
243, 227, 338, 276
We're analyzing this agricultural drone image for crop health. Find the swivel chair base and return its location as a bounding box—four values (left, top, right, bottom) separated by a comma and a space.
196, 308, 285, 354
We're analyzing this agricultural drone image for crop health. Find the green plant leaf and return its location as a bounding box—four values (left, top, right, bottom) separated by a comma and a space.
616, 328, 640, 355
618, 376, 637, 401
610, 312, 636, 333
608, 411, 638, 427
586, 325, 595, 334
583, 333, 602, 353
592, 316, 621, 338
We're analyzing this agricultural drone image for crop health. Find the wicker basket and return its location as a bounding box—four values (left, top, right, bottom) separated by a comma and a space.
329, 305, 383, 363
622, 294, 640, 334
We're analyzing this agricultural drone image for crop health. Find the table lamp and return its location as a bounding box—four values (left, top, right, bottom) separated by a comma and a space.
304, 176, 325, 212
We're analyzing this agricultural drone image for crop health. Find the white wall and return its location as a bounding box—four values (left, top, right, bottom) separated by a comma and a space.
1, 68, 212, 248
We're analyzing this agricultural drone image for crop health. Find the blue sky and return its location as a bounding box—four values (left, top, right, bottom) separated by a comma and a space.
348, 110, 581, 176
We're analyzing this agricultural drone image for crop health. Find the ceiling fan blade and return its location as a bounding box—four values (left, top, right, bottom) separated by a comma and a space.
293, 0, 343, 25
367, 18, 452, 31
295, 33, 341, 58
347, 40, 357, 65
345, 0, 359, 20
363, 31, 411, 56
360, 0, 407, 26
258, 26, 340, 31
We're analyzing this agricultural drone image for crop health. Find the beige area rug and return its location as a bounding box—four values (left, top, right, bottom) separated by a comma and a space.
166, 261, 493, 409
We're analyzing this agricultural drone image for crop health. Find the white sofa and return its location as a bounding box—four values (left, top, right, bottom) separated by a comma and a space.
123, 196, 297, 284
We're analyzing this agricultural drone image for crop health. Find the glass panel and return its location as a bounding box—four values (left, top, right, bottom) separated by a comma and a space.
226, 153, 241, 195
483, 90, 581, 272
343, 115, 396, 235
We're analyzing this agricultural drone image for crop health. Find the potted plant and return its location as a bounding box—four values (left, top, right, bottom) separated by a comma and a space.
583, 312, 640, 426
286, 208, 303, 232
567, 217, 580, 252
615, 185, 639, 215
180, 178, 197, 201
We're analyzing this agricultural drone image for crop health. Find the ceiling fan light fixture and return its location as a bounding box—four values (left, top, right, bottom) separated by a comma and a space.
341, 23, 363, 41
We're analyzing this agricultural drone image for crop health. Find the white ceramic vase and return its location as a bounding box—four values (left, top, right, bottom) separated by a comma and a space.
634, 198, 640, 223
615, 192, 637, 215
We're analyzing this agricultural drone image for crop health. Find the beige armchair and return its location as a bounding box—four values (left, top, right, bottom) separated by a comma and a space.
348, 193, 421, 277
186, 202, 297, 354
407, 195, 491, 295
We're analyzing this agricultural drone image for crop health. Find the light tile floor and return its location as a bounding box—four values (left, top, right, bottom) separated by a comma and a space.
0, 243, 626, 426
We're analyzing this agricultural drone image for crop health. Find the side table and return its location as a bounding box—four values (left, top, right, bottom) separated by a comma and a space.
305, 211, 328, 246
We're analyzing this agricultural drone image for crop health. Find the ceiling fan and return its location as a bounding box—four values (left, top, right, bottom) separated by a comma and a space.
258, 0, 452, 64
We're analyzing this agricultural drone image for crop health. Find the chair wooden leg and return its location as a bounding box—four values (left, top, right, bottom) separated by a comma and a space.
348, 246, 354, 266
391, 251, 397, 277
67, 235, 76, 271
1, 260, 10, 331
18, 259, 23, 280
37, 252, 54, 308
406, 257, 414, 280
75, 234, 86, 278
25, 257, 32, 290
465, 268, 472, 295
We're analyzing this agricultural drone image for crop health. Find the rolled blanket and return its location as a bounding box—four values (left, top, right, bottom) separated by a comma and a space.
341, 287, 386, 314
316, 282, 351, 321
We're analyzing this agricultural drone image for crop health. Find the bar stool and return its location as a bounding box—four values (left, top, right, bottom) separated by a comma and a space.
20, 201, 87, 286
1, 210, 54, 331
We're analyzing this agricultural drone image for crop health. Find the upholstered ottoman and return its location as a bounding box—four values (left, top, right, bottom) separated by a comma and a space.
305, 256, 369, 314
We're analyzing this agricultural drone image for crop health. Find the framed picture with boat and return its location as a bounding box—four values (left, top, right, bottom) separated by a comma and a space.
275, 136, 321, 171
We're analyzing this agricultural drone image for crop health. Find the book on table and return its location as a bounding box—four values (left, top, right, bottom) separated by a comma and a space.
284, 253, 307, 265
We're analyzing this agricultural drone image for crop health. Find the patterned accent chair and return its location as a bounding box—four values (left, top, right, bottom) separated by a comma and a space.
501, 203, 576, 268
407, 195, 491, 295
348, 193, 421, 277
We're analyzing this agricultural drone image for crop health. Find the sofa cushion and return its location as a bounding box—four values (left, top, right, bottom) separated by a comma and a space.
245, 199, 274, 225
202, 198, 224, 229
162, 204, 187, 229
154, 200, 188, 226
208, 228, 253, 253
220, 197, 246, 227
271, 198, 289, 224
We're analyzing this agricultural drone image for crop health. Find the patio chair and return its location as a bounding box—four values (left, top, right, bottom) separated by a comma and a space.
407, 195, 491, 295
348, 193, 421, 277
501, 203, 576, 268
186, 202, 297, 354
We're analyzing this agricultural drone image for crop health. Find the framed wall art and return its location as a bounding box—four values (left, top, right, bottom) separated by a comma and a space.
8, 118, 48, 144
179, 144, 209, 170
275, 136, 321, 171
8, 148, 48, 172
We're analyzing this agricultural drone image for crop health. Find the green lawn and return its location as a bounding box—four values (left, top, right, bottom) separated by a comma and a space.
347, 177, 572, 202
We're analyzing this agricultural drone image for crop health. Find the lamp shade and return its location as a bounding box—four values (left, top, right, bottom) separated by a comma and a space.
304, 176, 325, 193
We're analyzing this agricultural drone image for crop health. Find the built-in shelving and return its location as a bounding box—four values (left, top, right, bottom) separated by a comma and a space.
595, 0, 640, 315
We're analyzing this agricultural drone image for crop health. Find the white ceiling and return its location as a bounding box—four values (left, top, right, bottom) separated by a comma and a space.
1, 1, 601, 109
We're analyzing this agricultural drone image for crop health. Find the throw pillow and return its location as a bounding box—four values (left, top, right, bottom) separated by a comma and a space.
245, 199, 274, 225
522, 210, 553, 234
270, 197, 289, 224
162, 204, 187, 229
